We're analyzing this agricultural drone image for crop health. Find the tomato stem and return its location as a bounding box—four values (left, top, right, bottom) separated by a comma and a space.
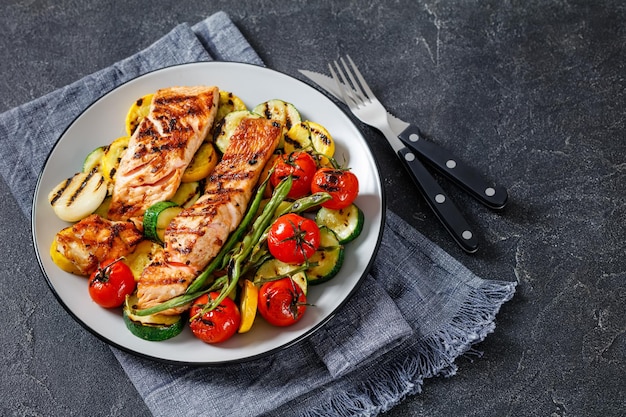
92, 257, 125, 283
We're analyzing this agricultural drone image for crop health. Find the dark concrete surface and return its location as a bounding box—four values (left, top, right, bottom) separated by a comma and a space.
1, 1, 624, 416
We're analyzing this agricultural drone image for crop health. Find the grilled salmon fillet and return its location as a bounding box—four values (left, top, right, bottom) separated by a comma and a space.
53, 214, 144, 276
107, 85, 219, 221
136, 117, 282, 312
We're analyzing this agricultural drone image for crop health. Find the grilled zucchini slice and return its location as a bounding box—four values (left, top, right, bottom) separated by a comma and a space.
49, 235, 82, 275
83, 146, 105, 174
306, 226, 344, 285
315, 204, 364, 244
182, 142, 218, 183
253, 99, 301, 149
216, 90, 247, 124
254, 258, 308, 295
123, 294, 184, 341
101, 136, 130, 184
123, 240, 162, 281
213, 110, 262, 154
171, 181, 202, 208
143, 201, 182, 244
284, 121, 335, 166
238, 279, 259, 334
125, 93, 153, 136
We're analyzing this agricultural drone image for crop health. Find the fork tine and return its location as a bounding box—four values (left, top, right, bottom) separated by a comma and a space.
339, 56, 367, 104
328, 62, 348, 104
329, 60, 357, 107
345, 55, 376, 100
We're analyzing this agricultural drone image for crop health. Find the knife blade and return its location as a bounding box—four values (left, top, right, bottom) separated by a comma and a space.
298, 69, 508, 210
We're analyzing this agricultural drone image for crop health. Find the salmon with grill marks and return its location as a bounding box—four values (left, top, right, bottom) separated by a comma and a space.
54, 214, 144, 277
136, 117, 282, 313
107, 85, 219, 221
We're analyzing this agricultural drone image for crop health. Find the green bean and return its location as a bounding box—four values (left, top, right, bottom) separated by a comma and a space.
192, 176, 293, 318
132, 276, 228, 316
184, 171, 274, 294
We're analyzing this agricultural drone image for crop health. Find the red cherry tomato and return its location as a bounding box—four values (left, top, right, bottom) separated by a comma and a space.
189, 292, 241, 344
258, 277, 307, 327
88, 258, 136, 308
311, 168, 359, 210
270, 152, 317, 199
267, 213, 321, 265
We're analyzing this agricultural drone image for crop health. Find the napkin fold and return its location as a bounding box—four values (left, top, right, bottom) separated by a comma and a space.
0, 11, 516, 417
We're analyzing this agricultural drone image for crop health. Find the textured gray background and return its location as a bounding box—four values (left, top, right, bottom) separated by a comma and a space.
1, 1, 624, 416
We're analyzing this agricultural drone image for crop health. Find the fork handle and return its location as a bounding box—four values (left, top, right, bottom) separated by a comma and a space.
398, 124, 508, 210
397, 146, 479, 253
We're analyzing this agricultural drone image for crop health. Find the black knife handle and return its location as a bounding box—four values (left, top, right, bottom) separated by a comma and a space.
397, 146, 479, 253
398, 124, 508, 210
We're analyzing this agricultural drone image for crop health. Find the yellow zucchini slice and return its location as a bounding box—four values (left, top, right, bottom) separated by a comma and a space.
216, 90, 247, 124
125, 93, 153, 136
123, 240, 162, 281
171, 181, 202, 208
284, 121, 335, 166
182, 142, 218, 183
101, 136, 130, 184
49, 235, 82, 275
238, 279, 259, 333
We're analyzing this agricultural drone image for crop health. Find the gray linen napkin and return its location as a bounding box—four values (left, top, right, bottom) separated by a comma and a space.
0, 11, 516, 417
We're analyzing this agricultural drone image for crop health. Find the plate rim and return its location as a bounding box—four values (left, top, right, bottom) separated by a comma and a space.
31, 61, 386, 366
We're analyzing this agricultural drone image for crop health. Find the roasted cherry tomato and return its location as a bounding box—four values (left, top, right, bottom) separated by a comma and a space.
270, 151, 317, 199
190, 292, 241, 344
311, 168, 359, 210
267, 213, 321, 265
258, 277, 307, 327
88, 258, 136, 308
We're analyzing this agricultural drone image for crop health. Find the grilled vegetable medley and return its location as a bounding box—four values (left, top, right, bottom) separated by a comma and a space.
48, 86, 364, 344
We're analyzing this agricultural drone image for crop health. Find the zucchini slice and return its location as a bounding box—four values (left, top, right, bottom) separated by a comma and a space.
216, 90, 247, 124
181, 142, 218, 183
253, 99, 301, 149
123, 240, 162, 281
83, 146, 106, 174
238, 279, 259, 334
123, 294, 184, 341
315, 204, 364, 244
213, 110, 262, 154
306, 226, 344, 285
48, 171, 108, 222
125, 93, 153, 136
49, 234, 82, 275
284, 120, 335, 166
171, 181, 202, 208
254, 258, 308, 295
143, 201, 182, 244
101, 136, 130, 184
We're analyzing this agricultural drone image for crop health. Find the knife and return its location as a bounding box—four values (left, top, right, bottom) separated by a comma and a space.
298, 69, 508, 210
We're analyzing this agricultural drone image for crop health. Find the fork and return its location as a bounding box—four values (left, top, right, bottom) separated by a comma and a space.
329, 56, 479, 253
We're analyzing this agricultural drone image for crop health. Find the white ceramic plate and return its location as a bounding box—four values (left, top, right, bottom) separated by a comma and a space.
32, 62, 384, 365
